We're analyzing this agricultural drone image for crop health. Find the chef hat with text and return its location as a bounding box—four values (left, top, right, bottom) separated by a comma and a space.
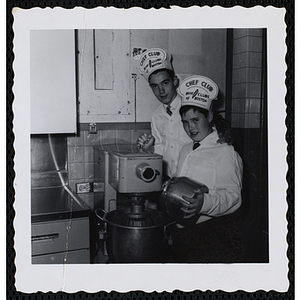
138, 48, 174, 81
179, 75, 219, 111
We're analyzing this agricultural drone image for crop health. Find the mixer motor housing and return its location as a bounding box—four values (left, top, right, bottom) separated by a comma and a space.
108, 151, 163, 194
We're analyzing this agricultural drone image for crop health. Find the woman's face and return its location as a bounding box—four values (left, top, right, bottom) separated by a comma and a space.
181, 108, 212, 142
149, 70, 178, 106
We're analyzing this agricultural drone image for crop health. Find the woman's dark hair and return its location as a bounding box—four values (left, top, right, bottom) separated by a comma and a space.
148, 68, 175, 82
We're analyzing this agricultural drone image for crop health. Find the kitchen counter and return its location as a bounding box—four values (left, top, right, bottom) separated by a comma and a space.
31, 186, 91, 223
31, 186, 91, 264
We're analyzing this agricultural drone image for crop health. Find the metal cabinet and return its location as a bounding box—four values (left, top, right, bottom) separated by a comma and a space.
32, 249, 90, 264
77, 29, 133, 123
30, 30, 77, 134
31, 217, 90, 264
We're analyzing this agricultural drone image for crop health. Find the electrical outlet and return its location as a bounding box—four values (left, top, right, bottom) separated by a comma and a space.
76, 182, 93, 194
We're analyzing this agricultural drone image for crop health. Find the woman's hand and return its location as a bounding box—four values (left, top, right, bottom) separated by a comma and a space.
180, 188, 206, 219
137, 133, 155, 153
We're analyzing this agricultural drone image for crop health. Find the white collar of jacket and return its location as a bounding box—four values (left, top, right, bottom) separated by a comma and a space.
190, 127, 218, 149
163, 93, 181, 112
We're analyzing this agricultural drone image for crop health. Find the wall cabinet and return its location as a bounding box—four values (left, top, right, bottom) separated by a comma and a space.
30, 30, 77, 134
77, 30, 133, 123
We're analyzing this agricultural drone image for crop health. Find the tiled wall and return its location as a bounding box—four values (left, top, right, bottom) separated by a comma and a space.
231, 29, 263, 128
229, 29, 268, 262
67, 126, 151, 210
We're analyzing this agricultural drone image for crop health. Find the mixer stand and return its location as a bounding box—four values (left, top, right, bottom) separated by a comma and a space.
121, 196, 155, 227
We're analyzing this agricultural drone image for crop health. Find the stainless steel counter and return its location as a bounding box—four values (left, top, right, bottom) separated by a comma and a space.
31, 187, 91, 223
31, 186, 91, 264
30, 135, 91, 263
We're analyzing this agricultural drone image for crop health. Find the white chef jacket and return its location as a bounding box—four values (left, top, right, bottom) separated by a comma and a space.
151, 94, 190, 177
176, 128, 243, 224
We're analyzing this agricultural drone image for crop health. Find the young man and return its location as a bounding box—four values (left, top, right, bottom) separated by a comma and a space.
137, 48, 190, 178
137, 48, 232, 179
166, 75, 243, 263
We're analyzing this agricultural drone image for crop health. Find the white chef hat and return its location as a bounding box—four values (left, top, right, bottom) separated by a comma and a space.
138, 48, 174, 81
179, 75, 219, 111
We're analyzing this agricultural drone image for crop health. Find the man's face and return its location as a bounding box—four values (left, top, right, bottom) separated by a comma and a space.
148, 70, 178, 105
181, 108, 212, 142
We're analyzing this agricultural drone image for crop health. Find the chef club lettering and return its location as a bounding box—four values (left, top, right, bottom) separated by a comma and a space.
141, 59, 163, 72
140, 51, 163, 67
185, 89, 210, 100
185, 80, 214, 93
149, 58, 162, 69
185, 89, 209, 104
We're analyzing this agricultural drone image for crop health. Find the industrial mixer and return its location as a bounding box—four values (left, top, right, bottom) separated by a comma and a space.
94, 145, 168, 263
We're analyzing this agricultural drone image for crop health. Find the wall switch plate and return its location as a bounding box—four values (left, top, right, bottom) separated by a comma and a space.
89, 123, 97, 134
76, 182, 93, 194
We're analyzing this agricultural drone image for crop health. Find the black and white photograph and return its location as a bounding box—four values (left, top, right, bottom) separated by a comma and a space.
12, 5, 289, 294
30, 27, 267, 265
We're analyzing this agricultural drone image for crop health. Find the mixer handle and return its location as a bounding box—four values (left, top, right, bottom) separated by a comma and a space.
164, 221, 177, 246
95, 208, 107, 222
95, 208, 108, 241
162, 180, 168, 191
162, 176, 174, 192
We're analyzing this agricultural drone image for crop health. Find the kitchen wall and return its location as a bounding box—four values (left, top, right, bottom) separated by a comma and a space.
77, 29, 227, 124
231, 28, 264, 129
67, 124, 151, 210
229, 28, 268, 262
31, 135, 68, 189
